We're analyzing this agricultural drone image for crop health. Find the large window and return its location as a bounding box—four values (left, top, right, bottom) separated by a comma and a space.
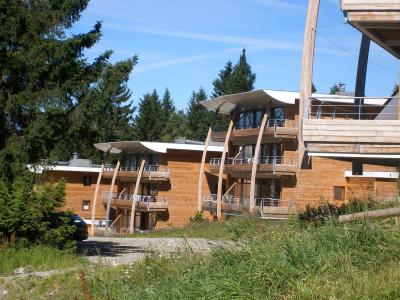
271, 107, 285, 120
235, 110, 265, 129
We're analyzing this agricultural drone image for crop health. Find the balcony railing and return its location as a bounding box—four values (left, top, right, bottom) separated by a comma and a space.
103, 192, 168, 204
308, 96, 398, 120
104, 164, 169, 179
201, 194, 249, 211
210, 156, 297, 167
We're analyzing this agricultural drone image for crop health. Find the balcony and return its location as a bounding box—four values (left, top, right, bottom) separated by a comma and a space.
341, 0, 400, 58
303, 96, 400, 155
202, 195, 297, 218
102, 192, 168, 212
209, 156, 298, 177
211, 119, 298, 143
201, 194, 249, 212
103, 164, 169, 182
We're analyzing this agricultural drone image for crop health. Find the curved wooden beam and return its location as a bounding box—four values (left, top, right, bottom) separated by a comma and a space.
129, 159, 146, 234
298, 0, 320, 169
90, 163, 104, 236
216, 119, 234, 220
249, 113, 268, 213
105, 160, 120, 232
197, 127, 212, 212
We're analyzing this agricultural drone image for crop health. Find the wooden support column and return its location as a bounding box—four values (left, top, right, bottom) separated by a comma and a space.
298, 0, 320, 168
129, 159, 145, 234
216, 118, 234, 220
249, 112, 268, 213
90, 163, 104, 236
198, 127, 212, 212
105, 160, 120, 232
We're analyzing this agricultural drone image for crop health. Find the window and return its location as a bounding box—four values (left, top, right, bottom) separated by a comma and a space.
83, 176, 91, 186
82, 200, 90, 211
333, 186, 345, 201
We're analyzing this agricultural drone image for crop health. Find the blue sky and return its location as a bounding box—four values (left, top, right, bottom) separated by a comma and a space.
72, 0, 399, 111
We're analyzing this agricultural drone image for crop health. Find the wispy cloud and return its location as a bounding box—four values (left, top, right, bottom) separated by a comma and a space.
104, 23, 303, 51
134, 54, 215, 74
254, 0, 306, 11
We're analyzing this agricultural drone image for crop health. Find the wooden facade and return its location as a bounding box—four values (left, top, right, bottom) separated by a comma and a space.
198, 0, 399, 219
44, 170, 113, 223
93, 141, 222, 233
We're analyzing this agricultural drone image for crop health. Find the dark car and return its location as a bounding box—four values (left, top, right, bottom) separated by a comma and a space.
46, 212, 89, 241
70, 214, 89, 241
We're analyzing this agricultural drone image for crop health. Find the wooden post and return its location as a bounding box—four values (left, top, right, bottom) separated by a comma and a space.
216, 118, 234, 220
249, 112, 268, 213
90, 163, 104, 236
105, 160, 120, 232
129, 159, 146, 234
298, 0, 320, 168
198, 127, 212, 212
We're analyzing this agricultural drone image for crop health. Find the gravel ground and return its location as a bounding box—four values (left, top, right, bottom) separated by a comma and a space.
78, 237, 231, 265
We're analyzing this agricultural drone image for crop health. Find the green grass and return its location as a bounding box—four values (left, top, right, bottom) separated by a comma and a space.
4, 216, 400, 299
0, 245, 87, 276
127, 216, 265, 240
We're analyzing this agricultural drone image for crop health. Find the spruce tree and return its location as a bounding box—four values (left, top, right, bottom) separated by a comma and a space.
187, 88, 211, 141
212, 61, 234, 97
133, 90, 163, 141
161, 88, 175, 126
230, 49, 256, 93
160, 110, 192, 142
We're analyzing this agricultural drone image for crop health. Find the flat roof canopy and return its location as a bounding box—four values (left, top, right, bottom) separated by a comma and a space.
200, 89, 388, 114
94, 141, 223, 154
341, 0, 400, 58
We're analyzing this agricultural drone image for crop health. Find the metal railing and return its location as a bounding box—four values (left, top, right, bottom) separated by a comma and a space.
308, 96, 398, 120
210, 156, 297, 167
104, 164, 169, 178
102, 192, 168, 203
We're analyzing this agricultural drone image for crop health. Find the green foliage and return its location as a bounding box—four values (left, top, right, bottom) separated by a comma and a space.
329, 82, 345, 95
8, 220, 400, 299
212, 49, 256, 97
191, 211, 205, 224
186, 88, 210, 140
133, 90, 163, 141
0, 244, 86, 275
0, 0, 136, 162
0, 148, 75, 249
298, 197, 398, 224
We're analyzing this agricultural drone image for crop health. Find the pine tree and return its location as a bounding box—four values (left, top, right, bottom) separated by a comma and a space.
0, 0, 136, 162
212, 61, 234, 97
312, 83, 317, 93
65, 58, 137, 159
230, 49, 256, 93
160, 110, 192, 142
161, 88, 175, 126
133, 90, 163, 141
187, 88, 211, 141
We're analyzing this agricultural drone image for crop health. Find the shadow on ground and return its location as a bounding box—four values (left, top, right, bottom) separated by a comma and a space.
77, 241, 152, 257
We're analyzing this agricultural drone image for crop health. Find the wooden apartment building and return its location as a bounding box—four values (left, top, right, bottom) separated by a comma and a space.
197, 0, 400, 219
92, 140, 222, 233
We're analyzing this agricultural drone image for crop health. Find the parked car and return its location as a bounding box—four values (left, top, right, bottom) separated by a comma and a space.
46, 212, 88, 241
70, 214, 89, 241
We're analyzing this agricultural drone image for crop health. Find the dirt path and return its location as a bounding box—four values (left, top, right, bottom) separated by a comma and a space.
78, 237, 231, 265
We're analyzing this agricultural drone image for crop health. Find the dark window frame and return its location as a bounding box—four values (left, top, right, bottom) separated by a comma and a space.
333, 186, 345, 201
82, 200, 90, 211
83, 176, 91, 186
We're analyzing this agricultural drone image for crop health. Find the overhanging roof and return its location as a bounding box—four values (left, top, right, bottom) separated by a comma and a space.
341, 0, 400, 58
94, 141, 223, 154
200, 89, 389, 114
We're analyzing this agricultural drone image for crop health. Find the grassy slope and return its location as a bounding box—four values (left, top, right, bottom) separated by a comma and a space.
4, 217, 400, 299
0, 245, 87, 276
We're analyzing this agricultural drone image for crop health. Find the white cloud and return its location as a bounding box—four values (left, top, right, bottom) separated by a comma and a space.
255, 0, 306, 11
104, 23, 303, 52
134, 54, 215, 74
